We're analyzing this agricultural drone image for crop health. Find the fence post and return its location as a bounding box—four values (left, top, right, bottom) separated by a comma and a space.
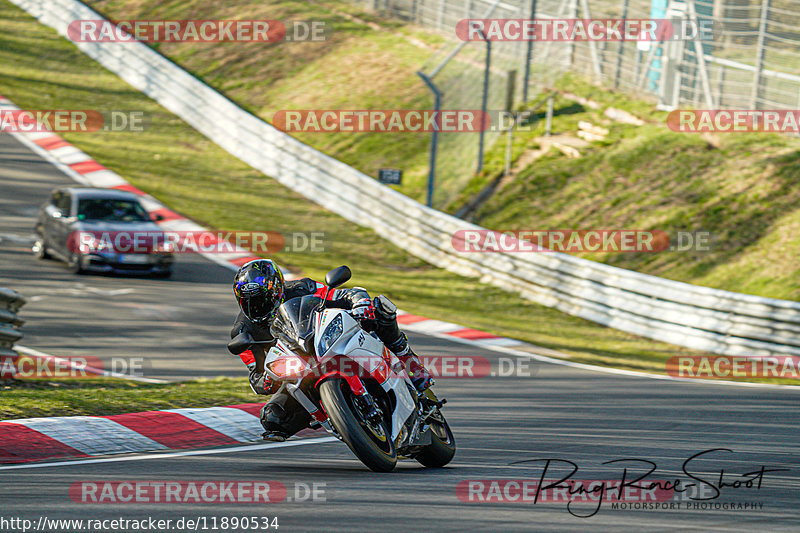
437, 0, 446, 30
686, 1, 715, 108
579, 0, 602, 79
750, 0, 771, 109
522, 0, 537, 103
504, 70, 517, 178
477, 30, 491, 174
417, 71, 442, 208
545, 95, 554, 136
614, 0, 630, 88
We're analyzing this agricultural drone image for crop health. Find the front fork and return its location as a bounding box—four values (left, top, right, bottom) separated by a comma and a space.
334, 374, 383, 425
287, 375, 383, 435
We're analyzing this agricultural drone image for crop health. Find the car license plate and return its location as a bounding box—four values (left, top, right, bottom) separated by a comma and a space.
118, 254, 150, 264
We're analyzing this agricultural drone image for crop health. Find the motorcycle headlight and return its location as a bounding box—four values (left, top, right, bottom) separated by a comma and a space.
318, 314, 343, 354
266, 354, 309, 378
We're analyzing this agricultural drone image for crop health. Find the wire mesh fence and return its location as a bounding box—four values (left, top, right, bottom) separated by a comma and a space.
348, 0, 800, 206
412, 0, 540, 208
358, 0, 800, 109
567, 0, 800, 111
357, 0, 568, 207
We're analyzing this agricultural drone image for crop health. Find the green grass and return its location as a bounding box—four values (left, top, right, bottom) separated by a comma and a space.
81, 0, 442, 204
469, 73, 800, 300
0, 377, 257, 419
1, 0, 795, 388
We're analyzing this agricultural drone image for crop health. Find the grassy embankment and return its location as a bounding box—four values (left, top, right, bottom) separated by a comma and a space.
1, 0, 796, 412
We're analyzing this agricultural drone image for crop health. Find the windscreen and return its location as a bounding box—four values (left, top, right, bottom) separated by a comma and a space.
77, 198, 150, 222
271, 295, 321, 351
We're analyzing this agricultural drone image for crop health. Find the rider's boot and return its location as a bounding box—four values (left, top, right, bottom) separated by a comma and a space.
260, 390, 312, 441
387, 333, 433, 393
260, 403, 292, 441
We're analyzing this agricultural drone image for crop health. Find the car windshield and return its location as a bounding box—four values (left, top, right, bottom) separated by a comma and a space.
271, 295, 322, 351
77, 198, 150, 222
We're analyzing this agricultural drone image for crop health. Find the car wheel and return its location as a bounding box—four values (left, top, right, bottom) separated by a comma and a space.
32, 236, 50, 260
68, 253, 86, 274
153, 269, 172, 279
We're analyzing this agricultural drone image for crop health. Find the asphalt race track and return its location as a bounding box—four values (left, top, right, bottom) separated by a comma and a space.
1, 131, 800, 531
0, 131, 243, 380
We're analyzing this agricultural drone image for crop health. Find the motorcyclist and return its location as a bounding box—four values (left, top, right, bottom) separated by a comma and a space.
229, 259, 433, 441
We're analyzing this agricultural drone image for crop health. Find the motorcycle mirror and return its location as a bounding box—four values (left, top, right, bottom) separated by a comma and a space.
227, 331, 254, 355
325, 265, 352, 289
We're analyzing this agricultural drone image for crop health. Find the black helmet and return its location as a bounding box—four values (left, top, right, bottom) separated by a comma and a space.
233, 259, 285, 324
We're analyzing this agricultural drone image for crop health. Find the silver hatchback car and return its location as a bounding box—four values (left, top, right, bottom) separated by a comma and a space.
33, 187, 174, 277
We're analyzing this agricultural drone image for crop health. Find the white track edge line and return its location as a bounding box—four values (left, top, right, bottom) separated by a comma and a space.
403, 325, 800, 391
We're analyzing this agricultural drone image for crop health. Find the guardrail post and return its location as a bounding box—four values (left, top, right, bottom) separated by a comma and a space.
0, 288, 26, 361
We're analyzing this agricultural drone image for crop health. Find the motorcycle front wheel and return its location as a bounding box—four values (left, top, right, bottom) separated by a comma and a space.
414, 390, 456, 468
319, 378, 397, 472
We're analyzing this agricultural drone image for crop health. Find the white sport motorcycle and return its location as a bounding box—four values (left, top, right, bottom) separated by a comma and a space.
228, 266, 456, 472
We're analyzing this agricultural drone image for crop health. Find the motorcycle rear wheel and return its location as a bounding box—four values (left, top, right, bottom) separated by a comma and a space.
319, 378, 397, 472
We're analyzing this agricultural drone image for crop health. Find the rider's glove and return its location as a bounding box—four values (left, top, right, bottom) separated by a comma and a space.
249, 369, 279, 396
351, 298, 376, 321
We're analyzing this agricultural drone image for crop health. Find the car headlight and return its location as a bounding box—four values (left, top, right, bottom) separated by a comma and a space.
318, 314, 343, 354
87, 238, 113, 253
155, 241, 174, 253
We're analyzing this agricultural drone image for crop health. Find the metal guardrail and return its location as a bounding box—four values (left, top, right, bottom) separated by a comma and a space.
12, 0, 800, 358
0, 288, 26, 358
